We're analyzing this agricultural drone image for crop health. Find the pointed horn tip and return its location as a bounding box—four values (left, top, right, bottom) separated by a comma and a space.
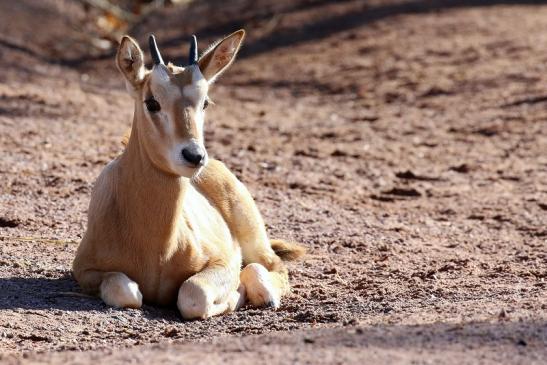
149, 34, 164, 65
188, 34, 198, 65
148, 34, 158, 47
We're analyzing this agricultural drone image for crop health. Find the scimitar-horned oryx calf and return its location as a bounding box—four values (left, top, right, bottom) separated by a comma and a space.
73, 30, 305, 319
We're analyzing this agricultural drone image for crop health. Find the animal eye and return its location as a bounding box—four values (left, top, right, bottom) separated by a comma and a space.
203, 99, 209, 110
145, 98, 161, 113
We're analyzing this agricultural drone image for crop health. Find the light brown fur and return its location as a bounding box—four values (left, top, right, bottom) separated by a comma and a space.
72, 30, 304, 319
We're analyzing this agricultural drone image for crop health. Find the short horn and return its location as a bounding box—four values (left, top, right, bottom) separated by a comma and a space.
188, 35, 198, 65
149, 34, 164, 65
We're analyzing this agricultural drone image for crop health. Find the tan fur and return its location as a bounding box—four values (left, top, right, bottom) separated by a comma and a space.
271, 239, 307, 261
121, 128, 130, 146
72, 31, 304, 319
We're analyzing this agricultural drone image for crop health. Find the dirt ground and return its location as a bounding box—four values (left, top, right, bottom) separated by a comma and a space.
0, 0, 546, 364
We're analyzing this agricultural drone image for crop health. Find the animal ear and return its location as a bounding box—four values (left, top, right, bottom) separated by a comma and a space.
116, 36, 145, 89
198, 30, 245, 83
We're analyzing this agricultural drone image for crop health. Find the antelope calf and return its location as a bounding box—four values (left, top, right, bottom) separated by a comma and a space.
72, 30, 304, 319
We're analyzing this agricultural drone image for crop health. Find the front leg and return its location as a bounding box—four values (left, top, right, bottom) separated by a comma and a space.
177, 261, 244, 320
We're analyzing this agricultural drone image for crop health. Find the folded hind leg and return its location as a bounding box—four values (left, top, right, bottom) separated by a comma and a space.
240, 256, 289, 309
192, 159, 274, 264
192, 159, 292, 309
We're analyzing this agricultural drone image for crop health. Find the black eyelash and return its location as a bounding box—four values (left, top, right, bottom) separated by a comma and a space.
145, 98, 161, 113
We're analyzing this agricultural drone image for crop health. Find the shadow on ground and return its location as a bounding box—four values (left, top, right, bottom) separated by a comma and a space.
17, 318, 547, 364
0, 276, 180, 321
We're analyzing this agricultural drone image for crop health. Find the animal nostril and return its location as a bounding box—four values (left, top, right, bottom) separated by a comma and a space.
181, 145, 204, 166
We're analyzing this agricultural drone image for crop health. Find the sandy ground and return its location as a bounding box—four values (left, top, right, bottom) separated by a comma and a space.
0, 1, 546, 364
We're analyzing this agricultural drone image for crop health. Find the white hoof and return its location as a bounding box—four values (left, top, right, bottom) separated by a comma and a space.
240, 263, 280, 309
100, 272, 142, 309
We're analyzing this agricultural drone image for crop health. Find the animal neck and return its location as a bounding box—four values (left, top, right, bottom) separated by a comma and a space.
117, 112, 188, 241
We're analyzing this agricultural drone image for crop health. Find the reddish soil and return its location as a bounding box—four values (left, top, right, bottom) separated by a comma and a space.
0, 1, 546, 364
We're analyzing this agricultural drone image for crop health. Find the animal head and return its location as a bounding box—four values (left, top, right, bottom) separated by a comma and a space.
116, 30, 245, 177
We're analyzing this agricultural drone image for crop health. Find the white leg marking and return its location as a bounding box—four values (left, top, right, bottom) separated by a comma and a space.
177, 281, 213, 319
240, 263, 280, 309
100, 272, 142, 309
178, 280, 246, 320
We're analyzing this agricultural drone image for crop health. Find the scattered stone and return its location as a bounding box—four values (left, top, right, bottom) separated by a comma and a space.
450, 164, 471, 173
382, 187, 421, 197
162, 327, 178, 338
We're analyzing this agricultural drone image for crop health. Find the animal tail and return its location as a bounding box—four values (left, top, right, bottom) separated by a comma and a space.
271, 239, 306, 261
